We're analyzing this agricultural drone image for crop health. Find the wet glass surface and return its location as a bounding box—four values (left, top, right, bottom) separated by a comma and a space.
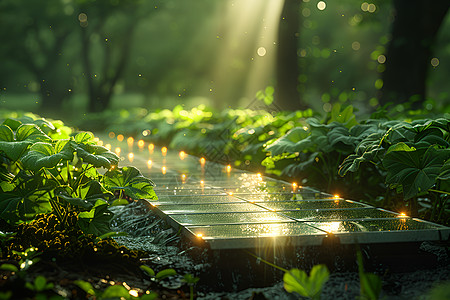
187, 222, 326, 238
282, 208, 398, 221
258, 200, 367, 211
234, 191, 334, 202
157, 202, 267, 214
171, 211, 293, 225
152, 195, 245, 205
305, 218, 440, 233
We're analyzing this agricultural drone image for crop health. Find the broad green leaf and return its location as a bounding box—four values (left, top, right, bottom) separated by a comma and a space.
103, 166, 157, 200
78, 200, 113, 236
73, 143, 119, 169
265, 127, 311, 156
0, 189, 52, 225
15, 124, 51, 142
0, 125, 14, 142
0, 140, 32, 162
383, 146, 450, 199
283, 265, 329, 299
2, 118, 22, 131
386, 142, 415, 154
75, 132, 94, 144
20, 142, 73, 172
155, 268, 177, 281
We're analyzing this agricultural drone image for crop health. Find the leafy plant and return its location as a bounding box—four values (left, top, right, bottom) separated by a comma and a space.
283, 265, 330, 300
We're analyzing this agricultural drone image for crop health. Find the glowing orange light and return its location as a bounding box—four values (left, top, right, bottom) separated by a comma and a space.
161, 147, 168, 156
115, 147, 121, 156
200, 157, 206, 165
179, 151, 186, 160
200, 180, 204, 185
228, 192, 233, 196
137, 139, 145, 149
117, 134, 124, 142
127, 137, 134, 146
398, 212, 407, 218
226, 165, 231, 173
161, 166, 167, 175
105, 144, 112, 150
181, 174, 186, 181
147, 160, 152, 168
108, 132, 115, 139
148, 143, 154, 154
196, 233, 203, 238
334, 194, 340, 199
128, 153, 134, 162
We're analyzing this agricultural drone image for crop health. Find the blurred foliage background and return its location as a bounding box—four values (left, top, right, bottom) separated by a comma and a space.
0, 0, 449, 119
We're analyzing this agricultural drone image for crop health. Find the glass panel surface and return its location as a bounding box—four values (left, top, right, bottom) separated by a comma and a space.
306, 218, 440, 233
259, 200, 366, 211
282, 208, 397, 221
234, 192, 334, 202
171, 212, 293, 225
157, 202, 267, 214
187, 222, 326, 238
152, 195, 245, 205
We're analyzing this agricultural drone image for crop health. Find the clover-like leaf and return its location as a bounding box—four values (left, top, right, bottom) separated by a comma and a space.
75, 131, 95, 144
383, 144, 450, 199
103, 166, 157, 200
283, 265, 329, 299
0, 140, 32, 162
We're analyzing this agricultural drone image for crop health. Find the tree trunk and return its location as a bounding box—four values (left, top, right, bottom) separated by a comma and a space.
275, 0, 306, 111
380, 0, 449, 108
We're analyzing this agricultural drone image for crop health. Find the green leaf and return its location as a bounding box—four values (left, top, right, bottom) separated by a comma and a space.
75, 132, 95, 144
0, 263, 18, 272
329, 104, 358, 128
103, 166, 156, 200
101, 285, 130, 299
2, 118, 22, 131
73, 142, 119, 169
20, 142, 73, 172
383, 145, 450, 199
283, 265, 329, 299
0, 189, 52, 225
0, 140, 32, 162
74, 280, 96, 296
140, 265, 156, 277
0, 125, 14, 142
265, 127, 311, 156
78, 200, 113, 236
155, 268, 177, 281
15, 124, 51, 142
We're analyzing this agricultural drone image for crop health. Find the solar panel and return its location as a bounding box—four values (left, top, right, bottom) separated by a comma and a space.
121, 145, 450, 250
